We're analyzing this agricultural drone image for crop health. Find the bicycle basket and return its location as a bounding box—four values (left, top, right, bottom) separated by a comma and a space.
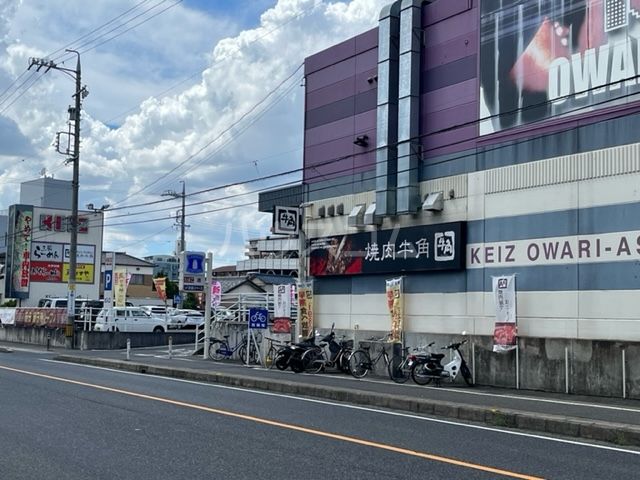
340, 339, 354, 349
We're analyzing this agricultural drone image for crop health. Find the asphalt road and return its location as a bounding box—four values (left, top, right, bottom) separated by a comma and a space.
2, 348, 640, 480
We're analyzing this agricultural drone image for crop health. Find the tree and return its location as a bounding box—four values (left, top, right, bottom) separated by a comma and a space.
183, 293, 198, 310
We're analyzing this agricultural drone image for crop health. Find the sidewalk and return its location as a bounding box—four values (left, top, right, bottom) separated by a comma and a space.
4, 341, 640, 447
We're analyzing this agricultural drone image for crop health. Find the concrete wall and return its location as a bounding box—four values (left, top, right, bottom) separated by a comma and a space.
0, 325, 195, 350
346, 328, 639, 399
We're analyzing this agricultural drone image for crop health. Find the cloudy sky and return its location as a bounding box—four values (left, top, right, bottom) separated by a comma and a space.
0, 0, 385, 266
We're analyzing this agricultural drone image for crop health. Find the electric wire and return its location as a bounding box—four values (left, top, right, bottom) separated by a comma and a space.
8, 79, 640, 248
107, 62, 304, 207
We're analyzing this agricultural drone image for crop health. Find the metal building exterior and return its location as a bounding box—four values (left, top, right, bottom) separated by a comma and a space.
263, 0, 640, 396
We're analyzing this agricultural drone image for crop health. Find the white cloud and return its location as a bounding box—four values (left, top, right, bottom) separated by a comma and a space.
0, 0, 387, 264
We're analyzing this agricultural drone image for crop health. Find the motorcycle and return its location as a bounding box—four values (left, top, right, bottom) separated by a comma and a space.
411, 339, 473, 386
289, 323, 341, 373
273, 330, 318, 371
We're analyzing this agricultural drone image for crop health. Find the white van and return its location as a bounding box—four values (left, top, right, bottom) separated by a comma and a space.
93, 307, 167, 333
38, 298, 84, 309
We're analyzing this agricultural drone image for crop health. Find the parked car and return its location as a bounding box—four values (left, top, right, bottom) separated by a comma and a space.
38, 297, 85, 310
93, 307, 167, 333
168, 310, 204, 329
140, 305, 169, 317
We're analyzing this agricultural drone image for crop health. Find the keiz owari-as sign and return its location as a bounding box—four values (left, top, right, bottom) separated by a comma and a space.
309, 222, 465, 276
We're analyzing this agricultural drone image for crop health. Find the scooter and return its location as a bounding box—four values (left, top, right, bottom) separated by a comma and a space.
290, 323, 339, 373
411, 339, 473, 386
273, 331, 317, 371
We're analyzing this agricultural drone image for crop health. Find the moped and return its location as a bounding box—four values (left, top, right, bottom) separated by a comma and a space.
273, 331, 317, 371
411, 339, 473, 386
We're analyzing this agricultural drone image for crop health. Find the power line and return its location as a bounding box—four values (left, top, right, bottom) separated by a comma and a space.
45, 0, 156, 61
108, 62, 304, 207
102, 3, 318, 125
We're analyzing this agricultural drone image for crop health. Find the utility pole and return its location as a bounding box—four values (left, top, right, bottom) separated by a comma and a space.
30, 49, 88, 348
162, 181, 188, 308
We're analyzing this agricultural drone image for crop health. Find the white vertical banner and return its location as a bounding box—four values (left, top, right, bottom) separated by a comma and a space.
492, 275, 517, 353
274, 284, 292, 319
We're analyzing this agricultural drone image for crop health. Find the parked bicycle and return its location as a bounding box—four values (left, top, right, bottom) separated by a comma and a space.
209, 332, 261, 364
388, 342, 437, 383
264, 336, 290, 369
349, 336, 435, 383
300, 329, 353, 374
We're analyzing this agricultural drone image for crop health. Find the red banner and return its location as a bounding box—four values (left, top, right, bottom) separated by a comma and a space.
14, 308, 66, 328
153, 277, 167, 301
30, 261, 62, 282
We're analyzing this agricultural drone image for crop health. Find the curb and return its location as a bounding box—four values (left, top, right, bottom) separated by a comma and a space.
55, 354, 640, 447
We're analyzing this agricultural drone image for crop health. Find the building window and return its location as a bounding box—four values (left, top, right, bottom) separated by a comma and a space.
129, 274, 145, 285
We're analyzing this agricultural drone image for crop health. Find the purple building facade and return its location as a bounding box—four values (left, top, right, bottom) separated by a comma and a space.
262, 0, 640, 397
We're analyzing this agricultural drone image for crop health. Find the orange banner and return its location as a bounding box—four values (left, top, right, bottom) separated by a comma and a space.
153, 277, 167, 301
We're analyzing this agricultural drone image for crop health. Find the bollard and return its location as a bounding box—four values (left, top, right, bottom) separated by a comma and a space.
168, 336, 173, 360
126, 338, 131, 361
46, 332, 51, 351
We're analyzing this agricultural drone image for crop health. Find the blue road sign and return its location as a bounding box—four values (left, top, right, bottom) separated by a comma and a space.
174, 294, 182, 304
185, 252, 205, 274
249, 307, 268, 329
104, 270, 113, 290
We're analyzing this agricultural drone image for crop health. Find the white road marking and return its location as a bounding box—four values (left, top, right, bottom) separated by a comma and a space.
40, 358, 640, 456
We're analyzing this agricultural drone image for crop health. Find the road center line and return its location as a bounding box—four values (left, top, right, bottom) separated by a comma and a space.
41, 358, 640, 456
0, 364, 543, 480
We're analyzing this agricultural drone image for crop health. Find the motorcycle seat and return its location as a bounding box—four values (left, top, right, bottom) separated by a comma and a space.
430, 353, 445, 360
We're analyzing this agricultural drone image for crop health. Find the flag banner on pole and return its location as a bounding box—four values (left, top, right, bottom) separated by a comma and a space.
211, 281, 222, 307
492, 275, 517, 353
274, 284, 292, 319
386, 277, 403, 343
114, 268, 128, 307
153, 277, 167, 301
296, 282, 313, 338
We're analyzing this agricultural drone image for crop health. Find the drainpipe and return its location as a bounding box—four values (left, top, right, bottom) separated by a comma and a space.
375, 1, 401, 216
396, 0, 422, 213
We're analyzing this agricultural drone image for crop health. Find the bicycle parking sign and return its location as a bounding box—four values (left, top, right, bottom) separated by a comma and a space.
249, 307, 268, 329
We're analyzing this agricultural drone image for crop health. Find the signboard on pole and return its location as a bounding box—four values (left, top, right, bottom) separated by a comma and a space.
104, 252, 116, 309
492, 275, 517, 353
249, 307, 268, 329
180, 251, 205, 292
5, 205, 33, 299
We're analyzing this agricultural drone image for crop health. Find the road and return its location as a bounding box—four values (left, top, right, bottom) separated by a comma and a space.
1, 348, 639, 480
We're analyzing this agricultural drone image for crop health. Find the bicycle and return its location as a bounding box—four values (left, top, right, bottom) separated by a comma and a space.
209, 332, 261, 363
387, 343, 435, 383
349, 337, 435, 383
300, 333, 353, 374
264, 336, 290, 369
348, 335, 393, 379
